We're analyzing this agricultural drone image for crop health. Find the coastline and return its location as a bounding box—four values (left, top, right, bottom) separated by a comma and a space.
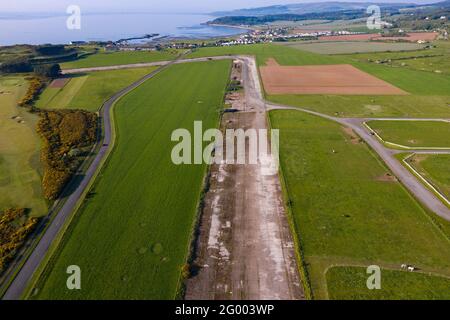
0, 13, 249, 46
206, 22, 256, 32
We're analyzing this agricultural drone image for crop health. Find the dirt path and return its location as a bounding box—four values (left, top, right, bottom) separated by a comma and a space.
185, 58, 304, 300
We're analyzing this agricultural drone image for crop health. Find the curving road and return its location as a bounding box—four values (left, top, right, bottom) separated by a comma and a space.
265, 104, 450, 221
3, 54, 450, 300
2, 62, 175, 300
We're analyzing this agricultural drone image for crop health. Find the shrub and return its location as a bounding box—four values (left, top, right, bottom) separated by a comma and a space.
37, 110, 98, 200
0, 208, 39, 274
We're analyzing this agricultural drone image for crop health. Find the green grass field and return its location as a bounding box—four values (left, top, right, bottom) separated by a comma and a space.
32, 60, 231, 299
0, 76, 47, 217
343, 41, 450, 75
188, 43, 343, 66
189, 43, 450, 118
284, 41, 424, 55
269, 95, 450, 118
327, 266, 450, 300
60, 49, 181, 69
367, 120, 450, 148
408, 154, 450, 201
270, 109, 450, 299
36, 68, 158, 111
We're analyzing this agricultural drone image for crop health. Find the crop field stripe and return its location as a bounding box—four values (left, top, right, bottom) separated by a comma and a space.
32, 60, 231, 299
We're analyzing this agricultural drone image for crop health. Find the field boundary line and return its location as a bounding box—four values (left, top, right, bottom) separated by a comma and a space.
401, 154, 450, 208
363, 121, 450, 150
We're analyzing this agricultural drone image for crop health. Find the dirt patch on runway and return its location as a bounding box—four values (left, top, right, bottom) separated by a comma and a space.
259, 64, 408, 95
185, 60, 304, 300
265, 58, 280, 67
342, 127, 361, 145
376, 172, 398, 182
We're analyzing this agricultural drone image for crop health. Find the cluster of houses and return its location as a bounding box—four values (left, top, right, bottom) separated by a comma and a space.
217, 28, 366, 46
70, 22, 448, 52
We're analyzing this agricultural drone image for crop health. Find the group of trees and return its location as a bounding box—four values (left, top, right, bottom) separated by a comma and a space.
0, 57, 60, 79
37, 110, 98, 200
33, 64, 61, 78
34, 44, 67, 56
0, 44, 63, 77
0, 57, 33, 73
0, 208, 38, 274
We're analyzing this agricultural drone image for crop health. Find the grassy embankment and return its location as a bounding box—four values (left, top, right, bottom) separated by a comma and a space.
270, 110, 450, 299
31, 60, 231, 299
0, 76, 47, 217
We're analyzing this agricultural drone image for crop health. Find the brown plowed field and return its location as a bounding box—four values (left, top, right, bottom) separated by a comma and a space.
319, 34, 376, 41
319, 32, 438, 42
49, 78, 70, 88
372, 32, 438, 42
260, 64, 408, 95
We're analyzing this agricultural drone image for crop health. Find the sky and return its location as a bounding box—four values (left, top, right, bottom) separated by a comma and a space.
0, 0, 442, 14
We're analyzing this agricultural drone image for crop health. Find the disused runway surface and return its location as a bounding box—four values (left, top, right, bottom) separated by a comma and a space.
185, 59, 304, 300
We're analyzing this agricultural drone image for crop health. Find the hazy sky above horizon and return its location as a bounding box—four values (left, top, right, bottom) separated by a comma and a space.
0, 0, 443, 14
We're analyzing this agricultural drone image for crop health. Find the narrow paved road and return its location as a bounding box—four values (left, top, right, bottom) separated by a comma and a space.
2, 64, 172, 300
4, 55, 450, 300
3, 55, 253, 300
266, 104, 450, 221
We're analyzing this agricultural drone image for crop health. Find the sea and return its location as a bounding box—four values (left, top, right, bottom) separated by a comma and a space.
0, 12, 245, 46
